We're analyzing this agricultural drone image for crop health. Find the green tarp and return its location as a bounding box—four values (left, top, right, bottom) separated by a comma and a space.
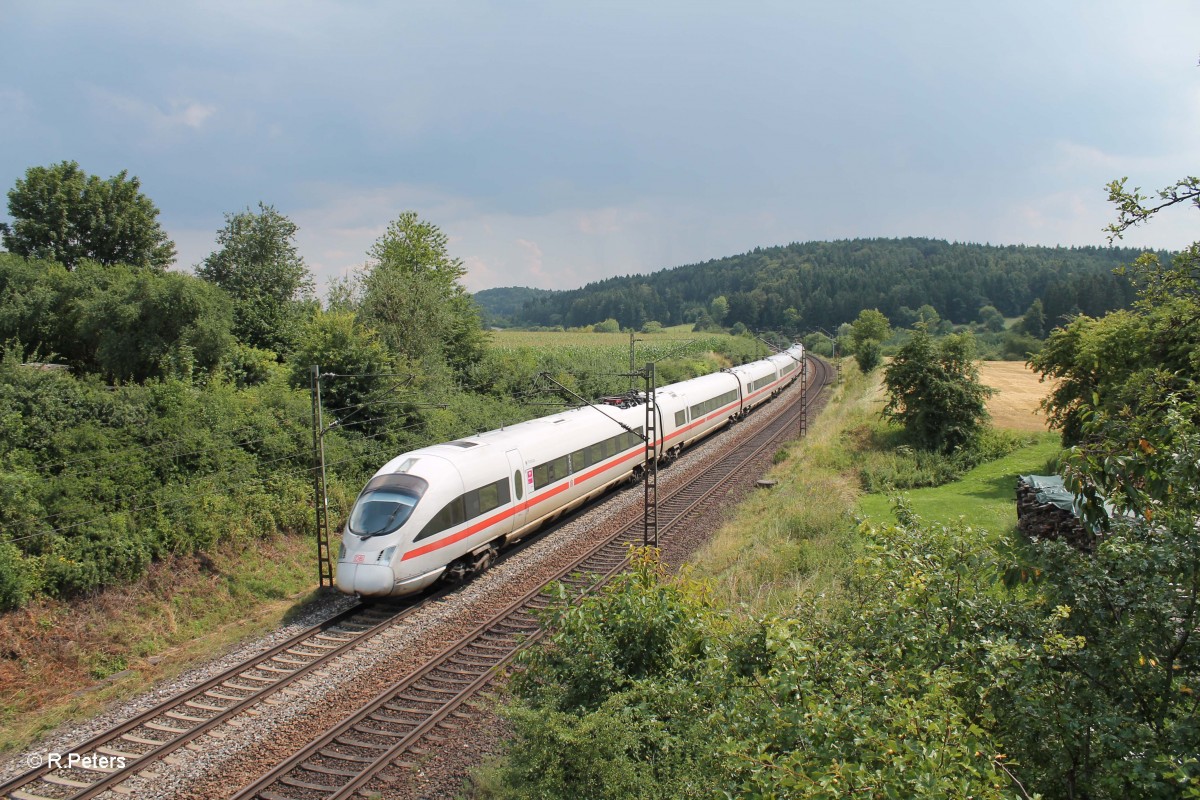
1019, 474, 1078, 514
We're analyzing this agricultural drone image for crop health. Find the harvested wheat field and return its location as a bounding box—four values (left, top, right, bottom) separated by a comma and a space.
978, 361, 1055, 432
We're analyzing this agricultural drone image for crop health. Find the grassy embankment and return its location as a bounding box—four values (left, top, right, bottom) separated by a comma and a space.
0, 535, 319, 754
690, 360, 1061, 612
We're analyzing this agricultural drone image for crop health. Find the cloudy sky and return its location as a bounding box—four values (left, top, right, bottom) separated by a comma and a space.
2, 1, 1198, 295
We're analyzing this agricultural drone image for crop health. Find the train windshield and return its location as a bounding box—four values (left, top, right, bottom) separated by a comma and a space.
348, 490, 420, 537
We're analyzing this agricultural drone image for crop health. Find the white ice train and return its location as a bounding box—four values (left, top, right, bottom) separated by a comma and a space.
335, 344, 805, 598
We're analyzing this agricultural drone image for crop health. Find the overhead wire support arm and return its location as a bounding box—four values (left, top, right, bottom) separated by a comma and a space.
534, 367, 658, 548
755, 335, 784, 354
534, 371, 648, 442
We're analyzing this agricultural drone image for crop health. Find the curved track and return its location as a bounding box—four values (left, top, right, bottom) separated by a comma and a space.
232, 355, 833, 800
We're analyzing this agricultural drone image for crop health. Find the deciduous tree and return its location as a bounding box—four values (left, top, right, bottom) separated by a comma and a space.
351, 212, 486, 372
196, 203, 314, 356
1, 161, 175, 270
882, 328, 992, 453
849, 308, 890, 372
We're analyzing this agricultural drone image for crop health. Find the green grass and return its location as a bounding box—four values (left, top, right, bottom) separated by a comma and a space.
857, 431, 1061, 535
689, 363, 879, 614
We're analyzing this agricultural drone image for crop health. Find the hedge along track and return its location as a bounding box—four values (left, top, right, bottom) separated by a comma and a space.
0, 593, 455, 800
232, 355, 833, 800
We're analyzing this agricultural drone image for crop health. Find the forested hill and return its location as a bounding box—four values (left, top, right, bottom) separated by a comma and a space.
475, 238, 1155, 331
471, 286, 555, 327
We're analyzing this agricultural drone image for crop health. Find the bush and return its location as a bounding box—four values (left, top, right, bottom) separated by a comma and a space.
592, 318, 620, 333
883, 328, 993, 453
854, 340, 881, 372
496, 534, 1015, 799
857, 425, 1027, 492
0, 539, 34, 611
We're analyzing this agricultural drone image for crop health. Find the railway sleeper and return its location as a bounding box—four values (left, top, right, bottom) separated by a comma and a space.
187, 698, 230, 712
278, 774, 347, 792
120, 732, 170, 746
96, 745, 141, 759
491, 620, 539, 635
423, 671, 475, 683
413, 681, 466, 694
275, 653, 314, 666
384, 705, 438, 717
40, 773, 93, 788
335, 735, 390, 750
353, 722, 406, 739
394, 691, 446, 705
370, 711, 421, 727
437, 664, 487, 678
220, 680, 264, 692
300, 761, 362, 779
254, 663, 298, 675
318, 747, 378, 764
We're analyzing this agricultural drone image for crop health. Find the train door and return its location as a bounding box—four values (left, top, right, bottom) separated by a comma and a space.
505, 448, 528, 532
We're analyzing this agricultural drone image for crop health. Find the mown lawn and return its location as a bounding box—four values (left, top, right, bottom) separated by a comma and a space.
857, 431, 1061, 535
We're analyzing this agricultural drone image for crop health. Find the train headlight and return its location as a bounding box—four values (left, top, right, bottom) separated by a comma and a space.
378, 546, 398, 563
337, 543, 346, 560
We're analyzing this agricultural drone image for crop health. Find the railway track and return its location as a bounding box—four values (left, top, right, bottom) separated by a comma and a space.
0, 595, 448, 800
231, 355, 833, 800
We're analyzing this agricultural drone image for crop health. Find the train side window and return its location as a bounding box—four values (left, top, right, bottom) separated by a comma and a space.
513, 470, 523, 501
570, 449, 586, 473
415, 496, 464, 541
477, 479, 509, 515
675, 410, 686, 426
532, 455, 571, 489
464, 490, 481, 520
549, 455, 569, 482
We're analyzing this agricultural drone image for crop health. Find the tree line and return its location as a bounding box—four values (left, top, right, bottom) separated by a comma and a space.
476, 237, 1151, 334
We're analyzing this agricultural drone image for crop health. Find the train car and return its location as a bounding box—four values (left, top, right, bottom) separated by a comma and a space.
730, 358, 779, 414
654, 370, 742, 461
336, 343, 804, 598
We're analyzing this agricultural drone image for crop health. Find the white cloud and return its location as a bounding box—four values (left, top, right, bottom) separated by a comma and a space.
85, 86, 217, 138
